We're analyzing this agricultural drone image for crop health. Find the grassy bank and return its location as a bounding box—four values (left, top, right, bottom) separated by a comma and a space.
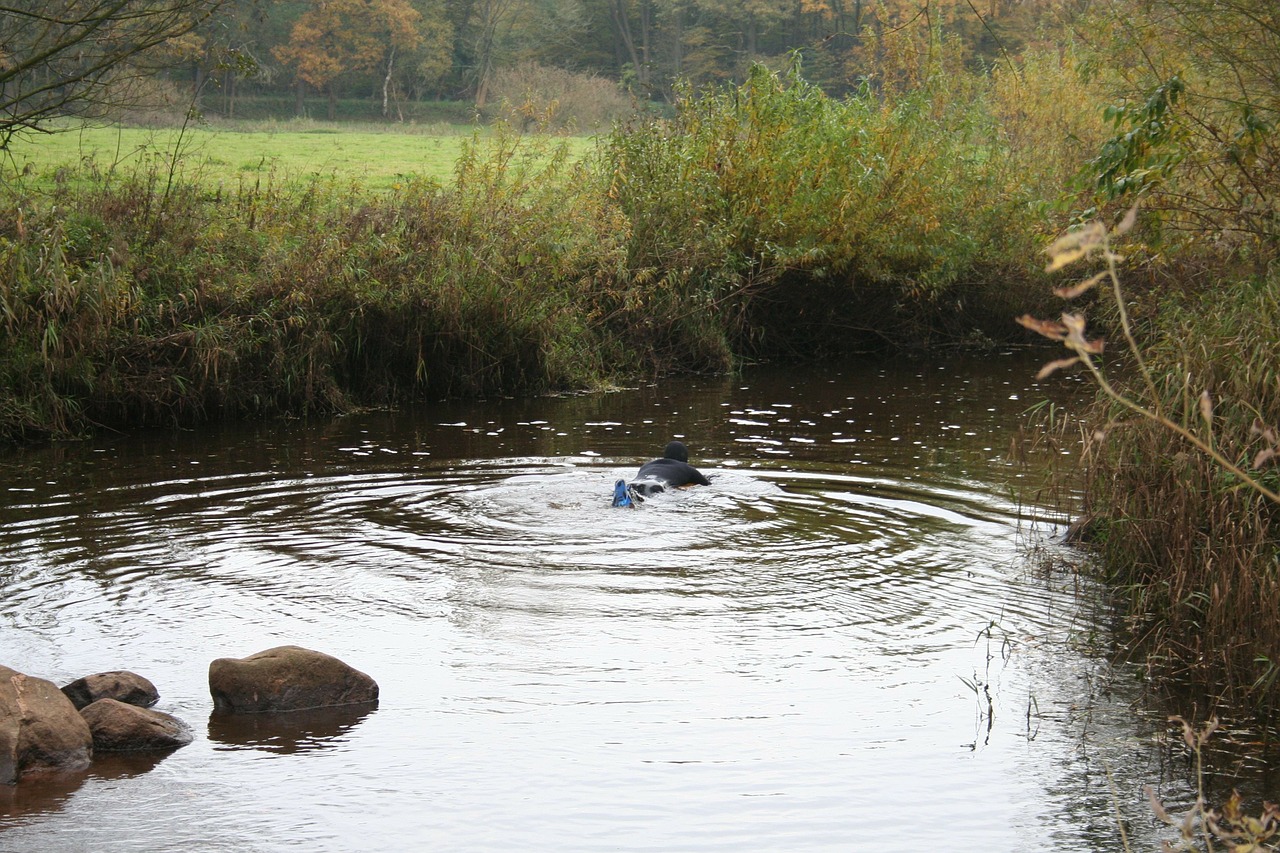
1050, 269, 1280, 708
1013, 0, 1280, 713
0, 132, 629, 440
2, 60, 1090, 444
196, 96, 479, 125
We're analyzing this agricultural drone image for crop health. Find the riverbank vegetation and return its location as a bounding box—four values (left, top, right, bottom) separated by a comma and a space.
1017, 0, 1280, 713
1, 38, 1102, 444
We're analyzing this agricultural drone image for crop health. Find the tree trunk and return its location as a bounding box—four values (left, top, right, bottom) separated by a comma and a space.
327, 84, 336, 121
670, 0, 684, 78
474, 18, 497, 108
639, 0, 651, 78
475, 16, 499, 109
226, 69, 237, 118
193, 62, 205, 108
609, 0, 647, 89
382, 47, 396, 118
475, 66, 490, 109
295, 78, 306, 117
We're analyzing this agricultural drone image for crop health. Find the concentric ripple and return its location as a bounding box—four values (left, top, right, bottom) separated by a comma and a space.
0, 355, 1175, 853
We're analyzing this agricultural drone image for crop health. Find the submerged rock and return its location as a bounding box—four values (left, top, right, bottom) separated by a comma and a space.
79, 699, 192, 751
61, 671, 159, 711
0, 665, 93, 784
208, 646, 379, 714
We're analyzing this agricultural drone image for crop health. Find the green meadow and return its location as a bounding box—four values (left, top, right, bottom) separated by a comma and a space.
3, 121, 596, 190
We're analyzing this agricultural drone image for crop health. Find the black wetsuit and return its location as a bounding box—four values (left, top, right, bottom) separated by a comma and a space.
630, 448, 711, 497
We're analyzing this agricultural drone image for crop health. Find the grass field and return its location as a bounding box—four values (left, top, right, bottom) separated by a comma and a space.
2, 121, 597, 190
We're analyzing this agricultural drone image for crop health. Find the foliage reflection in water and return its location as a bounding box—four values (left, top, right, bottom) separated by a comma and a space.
0, 354, 1191, 851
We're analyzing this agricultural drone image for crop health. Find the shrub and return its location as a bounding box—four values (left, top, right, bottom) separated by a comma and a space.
601, 60, 1052, 357
486, 62, 639, 132
1073, 0, 1280, 262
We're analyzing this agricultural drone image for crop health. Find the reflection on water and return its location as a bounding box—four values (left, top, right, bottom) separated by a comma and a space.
0, 751, 174, 823
207, 703, 378, 755
0, 353, 1231, 851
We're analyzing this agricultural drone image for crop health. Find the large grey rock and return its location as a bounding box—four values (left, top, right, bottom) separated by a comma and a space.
208, 646, 378, 714
80, 699, 193, 751
0, 665, 93, 784
61, 671, 159, 711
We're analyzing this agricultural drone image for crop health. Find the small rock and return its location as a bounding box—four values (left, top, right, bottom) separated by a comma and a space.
209, 646, 379, 714
61, 671, 159, 710
80, 699, 192, 751
1, 665, 93, 784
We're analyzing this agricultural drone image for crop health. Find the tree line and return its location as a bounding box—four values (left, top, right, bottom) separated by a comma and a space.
160, 0, 1076, 120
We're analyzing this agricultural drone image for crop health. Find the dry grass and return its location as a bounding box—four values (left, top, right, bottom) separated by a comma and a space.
1023, 209, 1280, 707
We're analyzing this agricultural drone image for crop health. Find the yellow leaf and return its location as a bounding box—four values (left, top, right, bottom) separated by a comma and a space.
1147, 785, 1175, 825
1054, 271, 1108, 299
1224, 790, 1244, 821
1016, 314, 1068, 340
1046, 221, 1105, 255
1114, 204, 1139, 236
1182, 797, 1201, 838
1061, 312, 1087, 335
1044, 245, 1087, 273
1199, 390, 1214, 426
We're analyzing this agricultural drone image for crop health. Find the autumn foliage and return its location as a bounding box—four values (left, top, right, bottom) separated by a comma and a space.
273, 0, 425, 118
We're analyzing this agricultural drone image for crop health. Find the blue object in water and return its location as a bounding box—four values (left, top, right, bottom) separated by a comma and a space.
612, 479, 641, 508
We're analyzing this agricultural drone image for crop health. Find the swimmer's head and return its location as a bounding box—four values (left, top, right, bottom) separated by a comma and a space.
663, 440, 689, 463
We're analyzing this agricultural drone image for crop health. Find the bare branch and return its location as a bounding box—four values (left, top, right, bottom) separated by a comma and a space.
0, 0, 237, 146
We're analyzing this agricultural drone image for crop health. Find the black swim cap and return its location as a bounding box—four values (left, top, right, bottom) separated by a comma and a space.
663, 440, 689, 462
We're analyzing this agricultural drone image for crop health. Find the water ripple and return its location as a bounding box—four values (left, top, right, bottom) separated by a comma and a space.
0, 356, 1169, 853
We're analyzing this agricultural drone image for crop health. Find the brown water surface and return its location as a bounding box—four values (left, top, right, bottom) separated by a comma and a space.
0, 354, 1194, 850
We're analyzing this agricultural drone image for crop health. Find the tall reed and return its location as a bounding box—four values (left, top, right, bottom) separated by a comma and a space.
1077, 272, 1280, 702
0, 131, 631, 441
1023, 209, 1280, 707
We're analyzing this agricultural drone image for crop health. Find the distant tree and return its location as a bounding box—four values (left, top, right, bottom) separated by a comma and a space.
460, 0, 534, 107
606, 0, 656, 92
272, 0, 424, 119
0, 0, 237, 148
178, 1, 279, 119
400, 0, 455, 101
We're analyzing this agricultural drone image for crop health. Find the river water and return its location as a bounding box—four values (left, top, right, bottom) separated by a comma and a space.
0, 353, 1204, 851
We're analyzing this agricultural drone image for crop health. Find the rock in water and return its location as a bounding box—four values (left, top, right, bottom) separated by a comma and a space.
61, 671, 160, 710
79, 699, 193, 751
208, 646, 379, 714
0, 665, 93, 784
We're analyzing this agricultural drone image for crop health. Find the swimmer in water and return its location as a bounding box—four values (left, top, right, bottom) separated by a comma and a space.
613, 441, 711, 506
